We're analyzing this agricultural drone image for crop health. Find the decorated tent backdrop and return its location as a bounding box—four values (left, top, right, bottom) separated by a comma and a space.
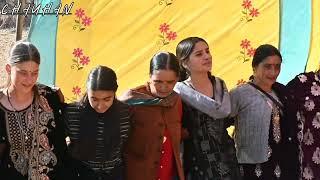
29, 0, 319, 101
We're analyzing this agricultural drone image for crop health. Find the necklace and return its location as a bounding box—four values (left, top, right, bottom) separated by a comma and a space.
6, 89, 32, 141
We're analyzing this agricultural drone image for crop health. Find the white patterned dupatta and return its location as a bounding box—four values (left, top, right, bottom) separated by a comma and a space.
174, 76, 231, 119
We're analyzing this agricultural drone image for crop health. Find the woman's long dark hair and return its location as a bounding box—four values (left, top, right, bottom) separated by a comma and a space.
252, 44, 282, 68
176, 37, 209, 81
80, 65, 118, 105
149, 51, 180, 77
249, 44, 282, 80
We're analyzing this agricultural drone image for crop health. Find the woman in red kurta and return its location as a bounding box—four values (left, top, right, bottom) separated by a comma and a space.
157, 102, 183, 180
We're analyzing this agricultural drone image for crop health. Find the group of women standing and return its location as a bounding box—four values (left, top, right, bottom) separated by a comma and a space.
0, 38, 318, 180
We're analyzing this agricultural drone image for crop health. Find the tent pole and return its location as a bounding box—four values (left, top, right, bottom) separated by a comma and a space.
16, 0, 26, 41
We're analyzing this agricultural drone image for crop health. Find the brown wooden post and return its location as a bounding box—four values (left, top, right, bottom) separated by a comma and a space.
15, 0, 26, 41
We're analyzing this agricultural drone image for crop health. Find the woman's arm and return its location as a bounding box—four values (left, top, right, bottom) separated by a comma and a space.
174, 79, 231, 119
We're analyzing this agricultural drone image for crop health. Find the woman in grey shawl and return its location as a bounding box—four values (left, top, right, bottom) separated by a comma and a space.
174, 37, 240, 180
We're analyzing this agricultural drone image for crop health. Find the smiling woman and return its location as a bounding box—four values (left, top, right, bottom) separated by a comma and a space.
229, 44, 299, 179
0, 27, 29, 86
0, 41, 69, 179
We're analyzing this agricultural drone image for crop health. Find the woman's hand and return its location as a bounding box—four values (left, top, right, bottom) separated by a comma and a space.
52, 86, 65, 103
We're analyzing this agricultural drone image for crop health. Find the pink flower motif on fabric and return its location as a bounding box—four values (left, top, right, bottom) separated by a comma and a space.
312, 147, 320, 164
80, 56, 90, 66
312, 112, 320, 129
240, 39, 251, 49
249, 8, 259, 17
82, 16, 92, 26
247, 47, 256, 57
72, 86, 81, 96
166, 31, 177, 41
71, 48, 90, 70
72, 48, 83, 58
311, 82, 320, 96
159, 23, 170, 33
73, 8, 92, 31
75, 8, 85, 18
242, 0, 252, 9
304, 98, 315, 111
298, 74, 308, 83
241, 0, 259, 22
157, 23, 178, 49
69, 86, 83, 102
303, 129, 314, 146
237, 39, 256, 63
303, 166, 314, 180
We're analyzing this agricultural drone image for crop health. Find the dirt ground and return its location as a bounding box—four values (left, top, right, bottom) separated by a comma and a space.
0, 29, 28, 85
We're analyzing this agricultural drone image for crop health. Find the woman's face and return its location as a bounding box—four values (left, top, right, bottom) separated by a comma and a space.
149, 69, 178, 98
184, 41, 212, 74
6, 61, 39, 94
88, 90, 115, 113
253, 55, 282, 89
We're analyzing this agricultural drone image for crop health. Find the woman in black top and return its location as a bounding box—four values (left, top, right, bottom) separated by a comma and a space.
174, 37, 240, 180
0, 41, 68, 180
64, 65, 131, 180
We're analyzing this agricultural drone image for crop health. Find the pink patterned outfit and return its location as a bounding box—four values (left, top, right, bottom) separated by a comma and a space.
287, 72, 320, 180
